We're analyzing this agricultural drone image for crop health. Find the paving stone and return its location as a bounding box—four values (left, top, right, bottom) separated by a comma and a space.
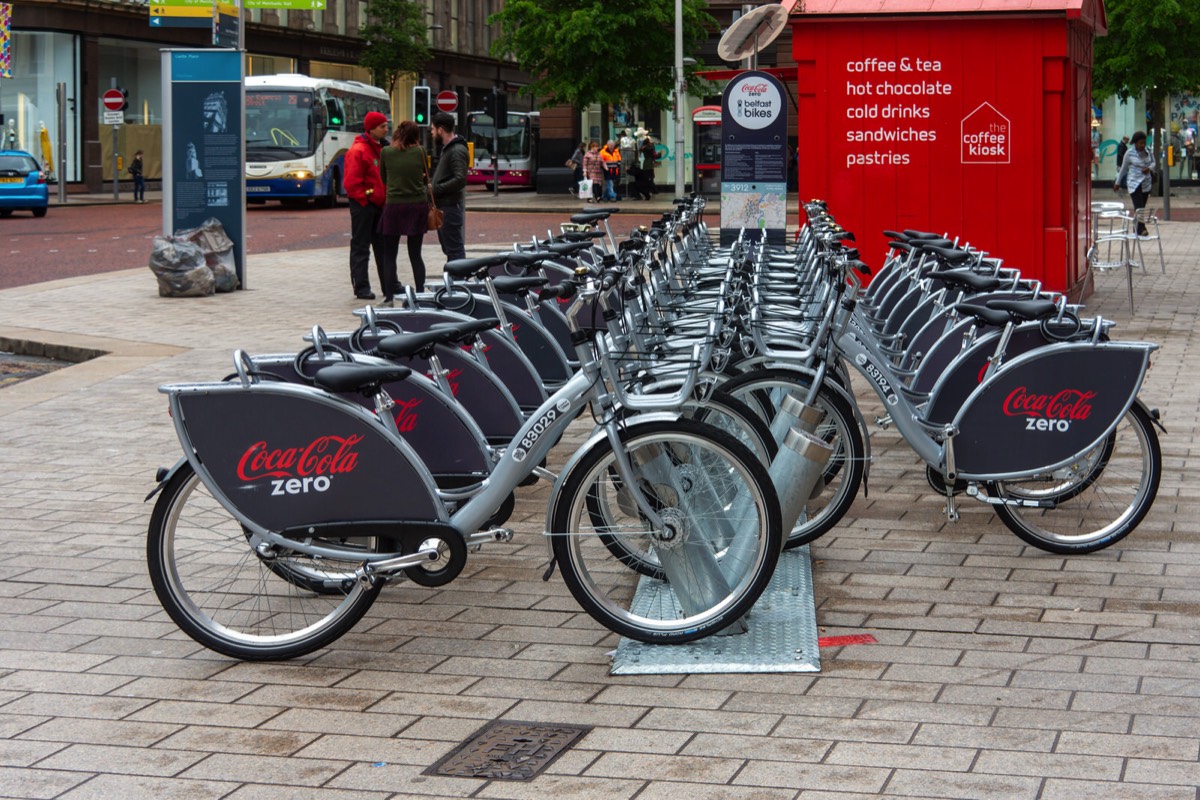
3, 214, 1200, 798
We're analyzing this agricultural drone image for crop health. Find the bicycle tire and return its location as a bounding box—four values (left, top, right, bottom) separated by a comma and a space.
717, 368, 865, 548
988, 403, 1161, 554
550, 419, 782, 644
147, 463, 381, 660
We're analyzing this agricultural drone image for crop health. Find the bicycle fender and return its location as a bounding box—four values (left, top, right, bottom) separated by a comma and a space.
145, 456, 189, 502
950, 341, 1153, 479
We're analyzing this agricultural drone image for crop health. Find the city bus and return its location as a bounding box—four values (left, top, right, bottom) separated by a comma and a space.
466, 110, 540, 188
244, 74, 390, 207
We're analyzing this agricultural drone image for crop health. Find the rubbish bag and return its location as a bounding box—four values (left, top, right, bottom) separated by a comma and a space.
176, 217, 239, 292
148, 236, 214, 297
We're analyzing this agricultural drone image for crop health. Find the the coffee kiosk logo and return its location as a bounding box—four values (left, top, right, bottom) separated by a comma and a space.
730, 77, 782, 130
961, 102, 1011, 164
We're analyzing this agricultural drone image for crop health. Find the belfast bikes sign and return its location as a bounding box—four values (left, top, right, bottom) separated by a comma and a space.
720, 71, 789, 246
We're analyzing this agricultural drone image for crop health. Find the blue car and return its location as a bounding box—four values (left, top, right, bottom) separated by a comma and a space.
0, 149, 49, 218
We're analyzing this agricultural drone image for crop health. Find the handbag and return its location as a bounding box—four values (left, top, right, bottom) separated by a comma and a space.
578, 178, 593, 199
423, 149, 444, 231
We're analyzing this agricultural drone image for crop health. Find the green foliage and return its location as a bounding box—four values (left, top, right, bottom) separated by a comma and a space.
359, 0, 432, 95
1094, 0, 1200, 100
488, 0, 718, 110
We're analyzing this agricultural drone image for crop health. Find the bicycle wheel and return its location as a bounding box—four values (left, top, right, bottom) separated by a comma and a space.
147, 463, 382, 660
989, 403, 1161, 554
718, 368, 865, 548
684, 389, 778, 466
550, 419, 782, 644
586, 391, 777, 578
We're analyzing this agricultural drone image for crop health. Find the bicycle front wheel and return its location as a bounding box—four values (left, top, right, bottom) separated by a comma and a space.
147, 462, 382, 660
989, 403, 1161, 554
550, 419, 782, 644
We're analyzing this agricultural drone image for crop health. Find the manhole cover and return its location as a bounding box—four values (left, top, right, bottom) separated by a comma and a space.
423, 720, 591, 781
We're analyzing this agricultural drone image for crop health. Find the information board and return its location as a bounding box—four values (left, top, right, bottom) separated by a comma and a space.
162, 49, 246, 285
720, 71, 789, 245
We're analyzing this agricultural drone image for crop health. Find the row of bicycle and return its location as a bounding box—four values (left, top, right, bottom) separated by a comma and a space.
146, 196, 1163, 660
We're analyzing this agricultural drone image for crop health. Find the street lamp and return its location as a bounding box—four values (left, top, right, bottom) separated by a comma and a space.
674, 0, 685, 197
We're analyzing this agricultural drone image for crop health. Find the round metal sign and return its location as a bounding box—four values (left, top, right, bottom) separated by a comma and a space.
102, 89, 126, 111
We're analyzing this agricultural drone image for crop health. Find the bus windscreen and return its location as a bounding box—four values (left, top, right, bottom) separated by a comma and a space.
246, 91, 315, 156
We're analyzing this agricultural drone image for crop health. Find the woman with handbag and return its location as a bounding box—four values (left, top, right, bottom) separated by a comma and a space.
581, 141, 604, 204
567, 141, 585, 187
378, 120, 430, 302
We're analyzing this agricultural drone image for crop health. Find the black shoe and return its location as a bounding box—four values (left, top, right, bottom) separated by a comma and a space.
355, 290, 376, 300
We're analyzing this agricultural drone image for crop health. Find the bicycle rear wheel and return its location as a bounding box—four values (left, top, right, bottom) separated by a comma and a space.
147, 462, 381, 660
989, 403, 1161, 554
550, 419, 782, 644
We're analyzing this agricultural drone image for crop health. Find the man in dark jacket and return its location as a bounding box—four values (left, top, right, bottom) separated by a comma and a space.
430, 111, 469, 262
343, 111, 388, 300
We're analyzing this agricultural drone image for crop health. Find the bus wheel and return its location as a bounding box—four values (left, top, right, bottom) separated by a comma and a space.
317, 173, 340, 209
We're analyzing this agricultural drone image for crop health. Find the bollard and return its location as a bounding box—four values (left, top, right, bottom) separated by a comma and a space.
769, 392, 827, 443
771, 427, 834, 548
626, 441, 738, 622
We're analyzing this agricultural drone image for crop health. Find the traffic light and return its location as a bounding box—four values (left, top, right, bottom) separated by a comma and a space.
117, 87, 129, 111
483, 91, 507, 128
494, 92, 507, 129
413, 86, 431, 126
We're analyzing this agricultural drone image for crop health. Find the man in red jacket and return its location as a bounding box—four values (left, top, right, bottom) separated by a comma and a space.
344, 111, 389, 300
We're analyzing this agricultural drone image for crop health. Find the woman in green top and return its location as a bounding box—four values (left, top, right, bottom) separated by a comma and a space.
378, 120, 430, 302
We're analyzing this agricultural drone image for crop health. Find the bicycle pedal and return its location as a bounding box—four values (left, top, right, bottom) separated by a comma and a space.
467, 528, 513, 547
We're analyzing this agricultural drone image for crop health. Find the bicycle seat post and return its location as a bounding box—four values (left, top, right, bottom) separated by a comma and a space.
371, 386, 399, 436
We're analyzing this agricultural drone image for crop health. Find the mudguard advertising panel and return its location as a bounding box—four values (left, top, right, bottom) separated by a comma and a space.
171, 384, 444, 531
951, 343, 1151, 477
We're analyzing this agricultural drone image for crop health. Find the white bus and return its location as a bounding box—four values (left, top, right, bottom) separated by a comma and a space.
466, 110, 540, 188
244, 74, 390, 207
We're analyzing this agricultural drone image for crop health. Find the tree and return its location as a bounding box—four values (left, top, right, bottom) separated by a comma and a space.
488, 0, 717, 114
359, 0, 432, 96
1093, 0, 1200, 123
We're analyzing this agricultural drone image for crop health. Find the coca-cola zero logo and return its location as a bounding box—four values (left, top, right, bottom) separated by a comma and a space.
1002, 386, 1096, 433
237, 434, 364, 496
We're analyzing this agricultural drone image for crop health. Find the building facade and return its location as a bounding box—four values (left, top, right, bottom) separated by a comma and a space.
1, 0, 529, 190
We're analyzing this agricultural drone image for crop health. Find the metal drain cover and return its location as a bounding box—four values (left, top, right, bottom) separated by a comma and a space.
423, 719, 592, 781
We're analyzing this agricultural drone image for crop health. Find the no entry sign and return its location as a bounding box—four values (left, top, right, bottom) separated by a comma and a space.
102, 89, 126, 111
436, 91, 458, 113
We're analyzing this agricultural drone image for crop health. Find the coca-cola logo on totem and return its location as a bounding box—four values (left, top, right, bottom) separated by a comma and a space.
741, 82, 770, 95
237, 434, 364, 481
1002, 386, 1096, 421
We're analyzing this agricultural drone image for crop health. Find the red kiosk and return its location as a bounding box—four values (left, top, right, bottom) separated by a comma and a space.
790, 0, 1106, 296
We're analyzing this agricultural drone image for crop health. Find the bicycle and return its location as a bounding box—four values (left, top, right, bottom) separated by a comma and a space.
147, 275, 785, 659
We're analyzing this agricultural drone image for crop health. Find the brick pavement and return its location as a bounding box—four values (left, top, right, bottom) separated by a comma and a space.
0, 204, 1198, 799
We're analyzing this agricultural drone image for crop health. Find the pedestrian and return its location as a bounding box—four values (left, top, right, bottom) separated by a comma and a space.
632, 130, 657, 200
378, 120, 430, 303
128, 150, 145, 203
1115, 135, 1130, 177
1114, 130, 1155, 237
344, 110, 389, 300
430, 111, 469, 263
600, 139, 621, 202
567, 140, 585, 188
581, 141, 604, 203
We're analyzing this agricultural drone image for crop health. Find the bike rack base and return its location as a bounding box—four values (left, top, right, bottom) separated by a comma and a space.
610, 546, 821, 675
